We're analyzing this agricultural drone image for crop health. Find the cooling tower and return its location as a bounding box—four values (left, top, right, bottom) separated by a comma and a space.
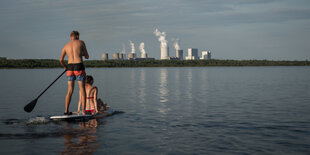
119, 53, 123, 60
119, 53, 126, 60
128, 53, 136, 60
141, 53, 148, 58
102, 53, 108, 61
161, 46, 169, 60
113, 53, 120, 60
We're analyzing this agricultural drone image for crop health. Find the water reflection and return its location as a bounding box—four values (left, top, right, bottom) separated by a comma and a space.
128, 69, 137, 104
158, 68, 170, 116
200, 70, 209, 94
138, 69, 146, 104
174, 68, 181, 103
61, 119, 100, 155
159, 68, 169, 103
186, 69, 193, 102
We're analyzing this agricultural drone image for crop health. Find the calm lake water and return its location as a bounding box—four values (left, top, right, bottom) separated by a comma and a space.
0, 67, 310, 154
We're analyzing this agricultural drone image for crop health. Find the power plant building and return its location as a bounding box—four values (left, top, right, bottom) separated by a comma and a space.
128, 53, 137, 60
119, 53, 126, 60
113, 52, 120, 60
176, 49, 183, 60
141, 53, 148, 58
102, 53, 108, 61
201, 51, 211, 60
185, 48, 199, 60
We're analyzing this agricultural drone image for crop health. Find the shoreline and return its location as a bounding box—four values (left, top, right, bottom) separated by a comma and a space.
0, 59, 309, 69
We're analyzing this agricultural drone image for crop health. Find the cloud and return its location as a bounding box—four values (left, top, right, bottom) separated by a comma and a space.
213, 8, 310, 25
0, 0, 309, 60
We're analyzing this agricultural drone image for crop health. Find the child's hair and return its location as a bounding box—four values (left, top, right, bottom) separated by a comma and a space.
86, 75, 94, 84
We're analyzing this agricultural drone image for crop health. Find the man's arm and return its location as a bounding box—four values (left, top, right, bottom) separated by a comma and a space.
59, 48, 67, 70
82, 41, 89, 59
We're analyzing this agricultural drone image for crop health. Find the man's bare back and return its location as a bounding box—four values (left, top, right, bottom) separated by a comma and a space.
60, 40, 89, 68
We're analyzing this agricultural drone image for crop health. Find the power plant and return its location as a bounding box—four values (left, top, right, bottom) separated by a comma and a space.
101, 28, 212, 61
128, 40, 137, 60
173, 38, 183, 60
201, 51, 211, 60
119, 53, 126, 60
113, 52, 119, 60
128, 53, 137, 60
176, 50, 183, 60
185, 48, 199, 60
102, 53, 108, 61
139, 42, 148, 58
160, 46, 169, 60
154, 28, 169, 60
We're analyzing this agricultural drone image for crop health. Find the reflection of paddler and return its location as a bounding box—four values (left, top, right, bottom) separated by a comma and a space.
61, 119, 99, 154
76, 75, 109, 115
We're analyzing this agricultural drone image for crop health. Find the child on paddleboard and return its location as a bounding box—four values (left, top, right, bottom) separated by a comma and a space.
75, 75, 108, 114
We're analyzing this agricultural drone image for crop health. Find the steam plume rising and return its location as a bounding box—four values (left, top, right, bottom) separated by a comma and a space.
154, 28, 169, 60
129, 40, 135, 53
153, 28, 167, 47
139, 42, 146, 54
121, 44, 125, 54
172, 38, 180, 51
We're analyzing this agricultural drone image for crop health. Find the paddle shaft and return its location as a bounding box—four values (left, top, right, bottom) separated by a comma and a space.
36, 70, 67, 99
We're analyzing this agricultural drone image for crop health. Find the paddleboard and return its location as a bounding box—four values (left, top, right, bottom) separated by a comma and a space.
50, 114, 94, 121
50, 107, 116, 121
93, 107, 115, 118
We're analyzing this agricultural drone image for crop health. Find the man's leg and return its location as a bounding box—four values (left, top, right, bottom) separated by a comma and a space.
78, 80, 86, 115
76, 92, 82, 113
65, 81, 75, 113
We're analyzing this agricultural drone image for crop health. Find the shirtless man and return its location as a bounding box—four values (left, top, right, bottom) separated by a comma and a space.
59, 31, 89, 115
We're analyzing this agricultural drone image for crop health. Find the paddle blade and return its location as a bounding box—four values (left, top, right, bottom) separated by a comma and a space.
24, 98, 38, 112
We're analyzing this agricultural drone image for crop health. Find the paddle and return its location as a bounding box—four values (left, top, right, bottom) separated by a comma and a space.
24, 70, 67, 112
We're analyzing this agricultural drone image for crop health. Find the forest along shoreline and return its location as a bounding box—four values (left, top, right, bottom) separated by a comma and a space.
0, 58, 309, 68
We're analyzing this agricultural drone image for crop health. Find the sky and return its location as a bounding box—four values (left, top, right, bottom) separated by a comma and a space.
0, 0, 309, 60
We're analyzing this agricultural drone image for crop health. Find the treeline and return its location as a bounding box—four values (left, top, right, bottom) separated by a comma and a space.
0, 59, 309, 68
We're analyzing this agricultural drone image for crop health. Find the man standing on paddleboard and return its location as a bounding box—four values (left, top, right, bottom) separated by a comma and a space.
59, 31, 89, 115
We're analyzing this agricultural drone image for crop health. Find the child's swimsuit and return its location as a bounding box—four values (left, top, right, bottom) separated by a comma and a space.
86, 97, 95, 113
67, 63, 86, 81
85, 87, 96, 114
85, 109, 95, 113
